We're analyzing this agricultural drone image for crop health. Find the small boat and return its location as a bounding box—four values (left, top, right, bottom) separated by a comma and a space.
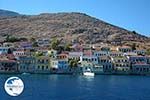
22, 72, 30, 75
83, 68, 95, 76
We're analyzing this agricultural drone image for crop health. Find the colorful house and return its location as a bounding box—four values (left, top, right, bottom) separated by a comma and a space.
111, 56, 130, 74
0, 47, 10, 54
98, 56, 113, 73
129, 56, 148, 64
35, 56, 51, 73
131, 63, 150, 74
18, 56, 36, 73
13, 48, 26, 59
51, 53, 69, 73
68, 52, 83, 60
19, 42, 32, 49
0, 54, 18, 73
129, 56, 150, 74
0, 60, 18, 73
80, 55, 99, 65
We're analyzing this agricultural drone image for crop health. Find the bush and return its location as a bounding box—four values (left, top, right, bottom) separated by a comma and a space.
5, 35, 27, 42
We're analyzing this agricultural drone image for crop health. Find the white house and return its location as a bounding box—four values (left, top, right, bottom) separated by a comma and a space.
68, 52, 83, 60
131, 63, 150, 74
116, 46, 132, 53
13, 49, 26, 59
36, 38, 50, 47
98, 56, 113, 72
129, 56, 148, 64
109, 51, 123, 57
0, 47, 10, 54
80, 55, 99, 64
111, 56, 130, 73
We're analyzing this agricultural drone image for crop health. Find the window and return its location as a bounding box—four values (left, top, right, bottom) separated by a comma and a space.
46, 66, 48, 69
46, 59, 49, 63
42, 66, 44, 70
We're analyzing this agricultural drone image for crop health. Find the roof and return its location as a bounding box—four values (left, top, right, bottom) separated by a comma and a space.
133, 62, 150, 66
0, 59, 17, 63
118, 46, 131, 49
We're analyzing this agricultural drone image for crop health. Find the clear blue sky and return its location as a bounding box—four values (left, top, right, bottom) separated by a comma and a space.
0, 0, 150, 37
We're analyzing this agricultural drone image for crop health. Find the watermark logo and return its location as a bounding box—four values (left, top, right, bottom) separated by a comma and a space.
4, 77, 24, 96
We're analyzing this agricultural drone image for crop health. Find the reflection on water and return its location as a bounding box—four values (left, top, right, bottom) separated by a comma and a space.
0, 74, 150, 100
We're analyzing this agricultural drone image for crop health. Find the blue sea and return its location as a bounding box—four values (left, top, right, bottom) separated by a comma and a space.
0, 74, 150, 100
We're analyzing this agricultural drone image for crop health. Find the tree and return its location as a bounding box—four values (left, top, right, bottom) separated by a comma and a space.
30, 37, 36, 42
5, 35, 25, 42
64, 43, 71, 51
35, 52, 43, 57
146, 49, 150, 55
51, 38, 60, 50
69, 59, 78, 68
132, 31, 137, 34
32, 42, 38, 47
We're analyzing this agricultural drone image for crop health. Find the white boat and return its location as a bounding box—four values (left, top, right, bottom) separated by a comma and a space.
83, 68, 95, 76
22, 72, 30, 75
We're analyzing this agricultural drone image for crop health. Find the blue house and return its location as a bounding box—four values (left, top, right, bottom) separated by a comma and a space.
18, 56, 36, 73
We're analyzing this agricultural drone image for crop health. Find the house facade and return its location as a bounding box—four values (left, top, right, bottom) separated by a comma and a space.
18, 56, 36, 73
111, 56, 130, 74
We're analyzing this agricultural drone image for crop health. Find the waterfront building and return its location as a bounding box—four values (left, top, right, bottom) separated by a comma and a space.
80, 55, 99, 65
78, 61, 103, 74
35, 56, 51, 73
18, 56, 36, 73
129, 56, 148, 64
131, 63, 150, 74
0, 54, 18, 73
98, 56, 113, 73
51, 54, 69, 73
0, 60, 18, 73
111, 56, 130, 74
129, 56, 150, 74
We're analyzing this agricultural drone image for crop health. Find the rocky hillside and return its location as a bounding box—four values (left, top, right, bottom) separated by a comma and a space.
0, 9, 20, 17
0, 10, 149, 48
